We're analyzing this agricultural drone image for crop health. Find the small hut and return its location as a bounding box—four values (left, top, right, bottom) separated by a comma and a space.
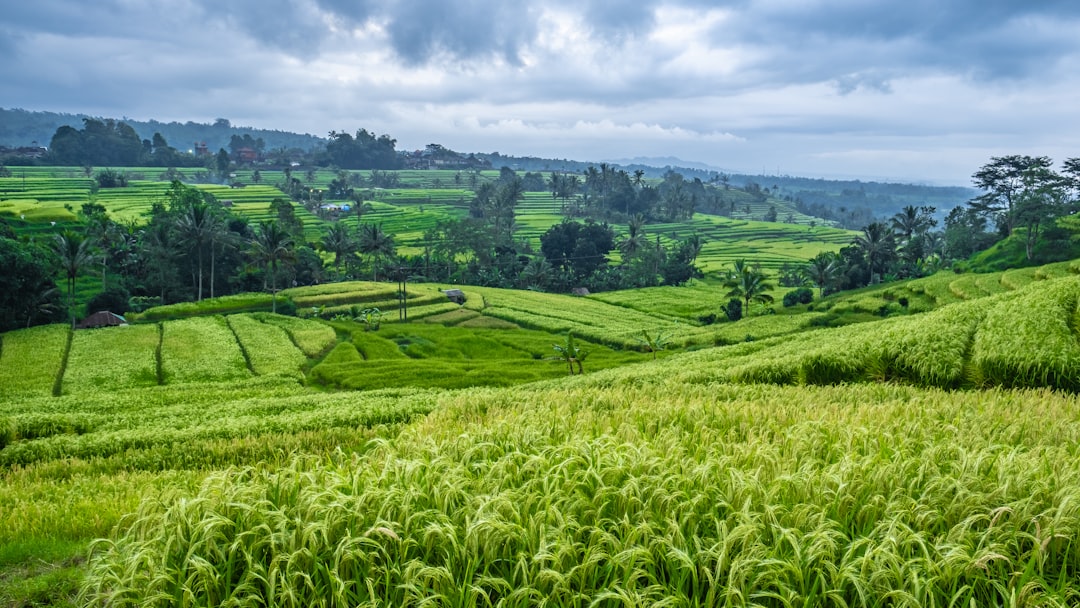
77, 311, 127, 329
571, 287, 591, 297
441, 289, 466, 305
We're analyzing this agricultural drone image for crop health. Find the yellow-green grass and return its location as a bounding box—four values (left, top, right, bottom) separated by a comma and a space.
310, 323, 649, 390
225, 314, 308, 380
250, 313, 337, 358
0, 324, 70, 399
971, 277, 1080, 390
61, 324, 160, 394
131, 292, 275, 321
160, 316, 250, 384
81, 381, 1080, 607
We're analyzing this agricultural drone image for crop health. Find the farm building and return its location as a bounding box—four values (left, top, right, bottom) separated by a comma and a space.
442, 289, 466, 304
77, 311, 127, 329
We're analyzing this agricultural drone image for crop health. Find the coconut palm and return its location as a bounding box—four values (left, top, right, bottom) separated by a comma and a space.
321, 222, 356, 275
174, 201, 214, 300
619, 214, 648, 259
803, 252, 840, 298
519, 256, 553, 290
357, 223, 395, 281
249, 220, 295, 313
724, 259, 774, 315
350, 193, 374, 225
854, 222, 897, 282
53, 230, 92, 327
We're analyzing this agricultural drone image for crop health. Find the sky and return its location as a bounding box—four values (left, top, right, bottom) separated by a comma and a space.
2, 0, 1079, 185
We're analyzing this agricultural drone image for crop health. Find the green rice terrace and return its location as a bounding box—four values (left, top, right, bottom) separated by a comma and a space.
0, 166, 853, 271
4, 257, 1080, 606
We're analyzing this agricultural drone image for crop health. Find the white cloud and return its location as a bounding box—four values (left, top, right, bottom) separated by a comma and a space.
2, 0, 1080, 183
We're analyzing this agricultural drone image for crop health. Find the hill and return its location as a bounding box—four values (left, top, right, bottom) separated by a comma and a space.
0, 108, 324, 153
4, 261, 1080, 605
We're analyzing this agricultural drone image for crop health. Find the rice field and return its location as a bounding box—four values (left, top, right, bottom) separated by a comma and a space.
159, 316, 251, 384
8, 170, 1080, 605
80, 381, 1080, 607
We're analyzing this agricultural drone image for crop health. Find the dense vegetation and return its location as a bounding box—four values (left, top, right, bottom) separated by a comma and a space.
4, 264, 1080, 605
3, 113, 1080, 606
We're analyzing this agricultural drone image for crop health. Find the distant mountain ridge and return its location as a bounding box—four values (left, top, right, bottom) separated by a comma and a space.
0, 108, 324, 152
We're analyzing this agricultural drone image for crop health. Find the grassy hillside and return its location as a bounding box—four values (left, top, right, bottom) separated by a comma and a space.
8, 176, 1080, 606
0, 167, 855, 274
4, 266, 1080, 604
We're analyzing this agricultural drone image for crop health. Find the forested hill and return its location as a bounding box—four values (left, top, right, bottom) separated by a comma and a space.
0, 108, 324, 152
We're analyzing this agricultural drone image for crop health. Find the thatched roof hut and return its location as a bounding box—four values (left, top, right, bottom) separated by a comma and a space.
77, 311, 127, 329
571, 287, 590, 297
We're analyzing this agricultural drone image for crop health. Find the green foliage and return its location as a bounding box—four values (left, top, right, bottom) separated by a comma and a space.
134, 292, 275, 321
160, 316, 250, 384
782, 286, 814, 307
724, 298, 742, 321
80, 382, 1080, 607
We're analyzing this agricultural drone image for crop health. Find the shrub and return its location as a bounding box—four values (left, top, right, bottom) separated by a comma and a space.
724, 299, 742, 322
782, 287, 814, 307
87, 286, 131, 315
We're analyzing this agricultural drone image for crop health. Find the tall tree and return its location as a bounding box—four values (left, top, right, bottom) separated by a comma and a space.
175, 201, 214, 300
320, 222, 356, 274
853, 222, 897, 282
723, 260, 774, 314
53, 230, 92, 327
969, 155, 1054, 236
803, 252, 840, 298
357, 223, 396, 281
249, 221, 295, 313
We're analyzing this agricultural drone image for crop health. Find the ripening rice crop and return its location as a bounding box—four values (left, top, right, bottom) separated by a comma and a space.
0, 324, 70, 398
81, 381, 1080, 607
252, 313, 337, 357
160, 316, 250, 384
971, 276, 1080, 390
61, 323, 161, 393
225, 314, 307, 379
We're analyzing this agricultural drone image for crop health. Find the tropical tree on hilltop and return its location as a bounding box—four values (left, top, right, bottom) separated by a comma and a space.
853, 222, 897, 283
358, 223, 395, 281
175, 201, 214, 300
53, 230, 92, 327
321, 222, 356, 275
803, 252, 840, 298
724, 259, 774, 315
249, 220, 295, 313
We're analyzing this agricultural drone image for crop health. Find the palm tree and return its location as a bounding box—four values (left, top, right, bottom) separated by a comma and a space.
890, 205, 935, 242
143, 221, 177, 304
723, 259, 774, 315
249, 220, 295, 313
205, 213, 231, 300
854, 222, 897, 283
85, 213, 117, 290
53, 230, 92, 327
321, 222, 356, 274
519, 256, 553, 290
357, 223, 395, 281
632, 169, 646, 189
619, 214, 648, 259
803, 252, 840, 298
350, 193, 374, 225
175, 201, 213, 300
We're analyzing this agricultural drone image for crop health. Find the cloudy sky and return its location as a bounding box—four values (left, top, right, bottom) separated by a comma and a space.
2, 0, 1079, 184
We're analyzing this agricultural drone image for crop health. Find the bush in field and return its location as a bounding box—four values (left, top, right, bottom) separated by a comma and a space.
86, 286, 130, 315
782, 287, 814, 307
724, 298, 742, 321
